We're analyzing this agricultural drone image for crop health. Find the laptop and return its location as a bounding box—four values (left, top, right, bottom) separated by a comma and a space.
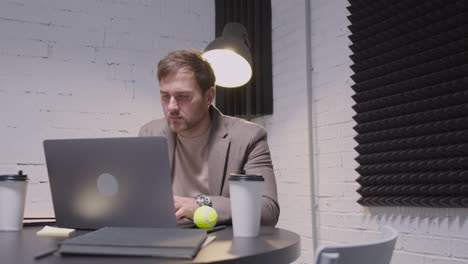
43, 136, 176, 230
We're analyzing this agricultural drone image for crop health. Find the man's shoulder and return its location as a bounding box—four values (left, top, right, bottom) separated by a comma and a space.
139, 118, 166, 137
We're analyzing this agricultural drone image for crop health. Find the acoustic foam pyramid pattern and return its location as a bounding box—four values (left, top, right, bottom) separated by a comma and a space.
348, 0, 468, 207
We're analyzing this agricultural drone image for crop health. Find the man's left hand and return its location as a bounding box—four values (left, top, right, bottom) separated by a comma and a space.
173, 196, 199, 220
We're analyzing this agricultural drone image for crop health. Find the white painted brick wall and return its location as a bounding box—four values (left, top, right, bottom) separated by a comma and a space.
0, 0, 214, 215
3, 1, 467, 264
252, 1, 314, 263
309, 0, 468, 264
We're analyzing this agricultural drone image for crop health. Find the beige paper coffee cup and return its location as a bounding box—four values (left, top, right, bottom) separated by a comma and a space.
0, 171, 28, 231
229, 172, 264, 237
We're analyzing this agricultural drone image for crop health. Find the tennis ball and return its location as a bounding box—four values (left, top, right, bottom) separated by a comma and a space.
194, 206, 218, 229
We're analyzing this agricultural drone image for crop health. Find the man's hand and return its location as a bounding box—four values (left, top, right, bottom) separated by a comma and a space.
173, 196, 200, 220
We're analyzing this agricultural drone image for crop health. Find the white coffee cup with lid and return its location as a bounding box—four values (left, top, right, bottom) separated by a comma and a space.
0, 170, 28, 231
229, 171, 264, 237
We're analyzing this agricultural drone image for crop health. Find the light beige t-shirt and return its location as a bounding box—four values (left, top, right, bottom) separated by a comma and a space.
172, 128, 210, 197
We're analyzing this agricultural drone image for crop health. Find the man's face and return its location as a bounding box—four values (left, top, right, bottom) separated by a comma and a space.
160, 70, 214, 137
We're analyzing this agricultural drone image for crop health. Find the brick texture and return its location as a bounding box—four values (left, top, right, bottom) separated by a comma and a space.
0, 0, 214, 214
2, 1, 467, 264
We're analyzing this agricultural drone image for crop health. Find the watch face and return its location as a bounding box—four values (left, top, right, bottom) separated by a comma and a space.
196, 195, 212, 206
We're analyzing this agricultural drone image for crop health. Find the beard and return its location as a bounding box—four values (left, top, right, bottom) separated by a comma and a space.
167, 117, 188, 133
164, 106, 210, 137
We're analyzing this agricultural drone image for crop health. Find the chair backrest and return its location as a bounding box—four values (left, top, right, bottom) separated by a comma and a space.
314, 226, 399, 264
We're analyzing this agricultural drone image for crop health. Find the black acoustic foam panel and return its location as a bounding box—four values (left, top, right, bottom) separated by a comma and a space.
348, 0, 468, 207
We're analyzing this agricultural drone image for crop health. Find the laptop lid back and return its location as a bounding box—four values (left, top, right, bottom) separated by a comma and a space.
43, 137, 176, 229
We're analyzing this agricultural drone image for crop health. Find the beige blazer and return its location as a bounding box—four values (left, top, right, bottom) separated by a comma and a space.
139, 106, 279, 226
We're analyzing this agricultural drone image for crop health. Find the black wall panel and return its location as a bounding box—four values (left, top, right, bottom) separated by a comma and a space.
348, 0, 468, 207
214, 0, 273, 117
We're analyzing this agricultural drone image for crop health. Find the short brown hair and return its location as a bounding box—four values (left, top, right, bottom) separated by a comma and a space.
157, 50, 216, 93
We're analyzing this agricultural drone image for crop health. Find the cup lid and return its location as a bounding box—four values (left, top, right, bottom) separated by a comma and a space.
229, 172, 264, 182
0, 170, 28, 181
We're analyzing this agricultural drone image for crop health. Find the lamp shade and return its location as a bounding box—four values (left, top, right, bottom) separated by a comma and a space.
203, 23, 252, 88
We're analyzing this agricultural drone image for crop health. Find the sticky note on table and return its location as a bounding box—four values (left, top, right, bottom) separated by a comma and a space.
36, 225, 75, 237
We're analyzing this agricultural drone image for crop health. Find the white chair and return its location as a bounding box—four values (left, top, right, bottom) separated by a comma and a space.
314, 226, 399, 264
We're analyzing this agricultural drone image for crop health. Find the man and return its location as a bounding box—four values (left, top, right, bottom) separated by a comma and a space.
139, 49, 279, 226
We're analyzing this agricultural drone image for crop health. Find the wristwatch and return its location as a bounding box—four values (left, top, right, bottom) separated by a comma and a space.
195, 194, 212, 207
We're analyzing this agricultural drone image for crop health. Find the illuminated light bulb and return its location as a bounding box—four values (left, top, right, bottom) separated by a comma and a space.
203, 49, 252, 88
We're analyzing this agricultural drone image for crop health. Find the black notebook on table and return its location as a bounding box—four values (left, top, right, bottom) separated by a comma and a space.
58, 227, 207, 259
